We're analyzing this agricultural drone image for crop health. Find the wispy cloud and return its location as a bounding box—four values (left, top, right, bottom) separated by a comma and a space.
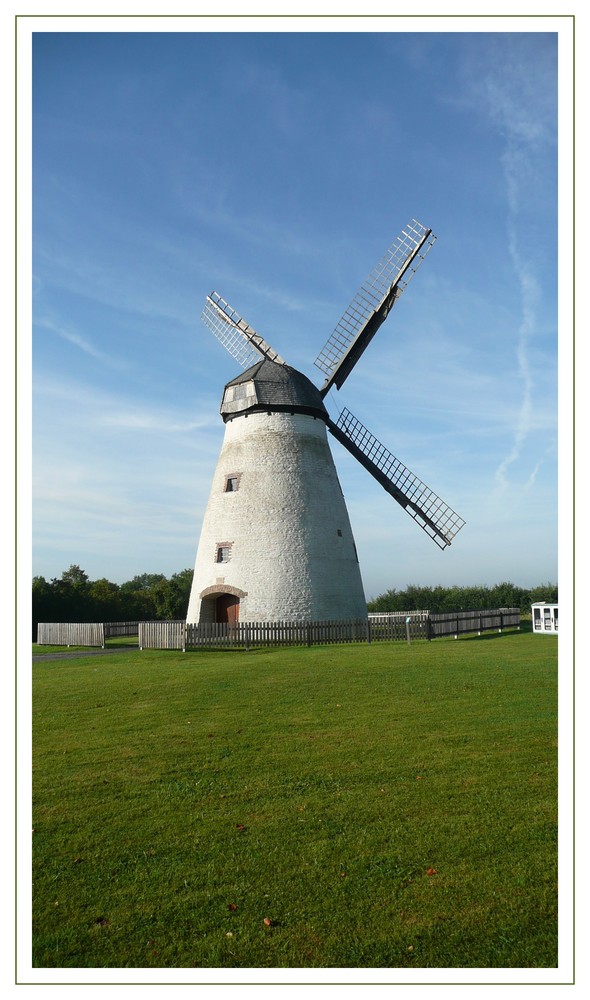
466, 39, 556, 492
30, 28, 560, 591
32, 373, 222, 579
494, 225, 541, 490
100, 408, 215, 434
37, 316, 128, 369
524, 460, 543, 491
34, 236, 197, 333
34, 373, 219, 438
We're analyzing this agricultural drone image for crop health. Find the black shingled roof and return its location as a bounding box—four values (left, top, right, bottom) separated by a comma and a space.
223, 359, 328, 419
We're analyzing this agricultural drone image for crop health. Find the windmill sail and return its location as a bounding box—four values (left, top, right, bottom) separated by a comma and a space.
201, 291, 286, 369
315, 220, 436, 397
326, 408, 465, 550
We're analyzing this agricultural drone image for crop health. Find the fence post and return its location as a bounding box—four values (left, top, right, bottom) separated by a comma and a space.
366, 618, 372, 644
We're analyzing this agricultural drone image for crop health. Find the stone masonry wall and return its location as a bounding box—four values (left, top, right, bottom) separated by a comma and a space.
186, 410, 367, 622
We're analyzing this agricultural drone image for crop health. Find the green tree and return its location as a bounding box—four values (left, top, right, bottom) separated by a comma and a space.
366, 588, 398, 613
32, 576, 52, 639
150, 569, 193, 620
529, 583, 558, 607
119, 573, 167, 619
46, 565, 92, 622
489, 581, 525, 610
367, 582, 559, 616
60, 564, 90, 587
89, 578, 123, 621
404, 584, 434, 611
121, 573, 167, 593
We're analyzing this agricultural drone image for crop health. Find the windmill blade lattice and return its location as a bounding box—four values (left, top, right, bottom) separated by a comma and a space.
201, 291, 286, 369
328, 408, 465, 550
315, 220, 437, 395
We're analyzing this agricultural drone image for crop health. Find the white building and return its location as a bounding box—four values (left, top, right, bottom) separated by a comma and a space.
186, 359, 368, 624
531, 601, 558, 635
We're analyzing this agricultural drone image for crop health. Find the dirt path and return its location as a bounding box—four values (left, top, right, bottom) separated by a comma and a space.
33, 646, 140, 662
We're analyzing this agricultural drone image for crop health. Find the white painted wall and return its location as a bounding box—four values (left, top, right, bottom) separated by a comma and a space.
531, 602, 558, 634
187, 410, 367, 622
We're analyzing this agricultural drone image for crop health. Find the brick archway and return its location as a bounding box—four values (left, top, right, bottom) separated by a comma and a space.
198, 585, 248, 624
199, 584, 248, 600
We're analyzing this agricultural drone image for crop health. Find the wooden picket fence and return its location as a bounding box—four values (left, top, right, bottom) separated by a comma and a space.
104, 621, 139, 638
138, 621, 186, 650
36, 622, 105, 647
37, 621, 138, 646
37, 609, 520, 651
137, 613, 432, 651
428, 608, 520, 638
187, 618, 372, 649
368, 611, 430, 642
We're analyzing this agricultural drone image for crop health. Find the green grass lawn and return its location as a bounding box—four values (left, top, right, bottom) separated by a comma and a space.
31, 631, 558, 969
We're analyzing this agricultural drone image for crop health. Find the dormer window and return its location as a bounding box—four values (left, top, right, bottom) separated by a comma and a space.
223, 381, 255, 405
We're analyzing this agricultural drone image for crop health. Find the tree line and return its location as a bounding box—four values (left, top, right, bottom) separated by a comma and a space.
366, 581, 558, 615
32, 565, 194, 638
33, 565, 557, 638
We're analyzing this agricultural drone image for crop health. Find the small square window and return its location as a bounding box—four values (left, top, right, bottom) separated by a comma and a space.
216, 545, 231, 563
225, 476, 239, 492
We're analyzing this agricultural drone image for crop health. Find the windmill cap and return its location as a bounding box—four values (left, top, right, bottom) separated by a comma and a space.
221, 359, 329, 422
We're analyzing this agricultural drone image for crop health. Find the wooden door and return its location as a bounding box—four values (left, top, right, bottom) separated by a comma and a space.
215, 593, 240, 625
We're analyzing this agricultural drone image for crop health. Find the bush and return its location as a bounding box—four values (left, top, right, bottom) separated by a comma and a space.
366, 581, 557, 615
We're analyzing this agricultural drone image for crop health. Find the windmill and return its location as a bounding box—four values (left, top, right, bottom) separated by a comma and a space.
186, 220, 465, 625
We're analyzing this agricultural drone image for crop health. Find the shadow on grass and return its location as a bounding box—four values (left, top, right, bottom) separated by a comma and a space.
178, 645, 284, 656
459, 625, 531, 642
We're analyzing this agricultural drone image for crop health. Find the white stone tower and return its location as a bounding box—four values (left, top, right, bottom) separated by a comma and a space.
186, 360, 367, 623
187, 221, 466, 624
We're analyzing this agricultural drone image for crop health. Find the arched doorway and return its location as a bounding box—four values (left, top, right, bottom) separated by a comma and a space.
215, 593, 240, 625
197, 585, 247, 624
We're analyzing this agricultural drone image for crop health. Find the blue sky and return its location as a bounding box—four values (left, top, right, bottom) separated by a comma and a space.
29, 20, 563, 599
